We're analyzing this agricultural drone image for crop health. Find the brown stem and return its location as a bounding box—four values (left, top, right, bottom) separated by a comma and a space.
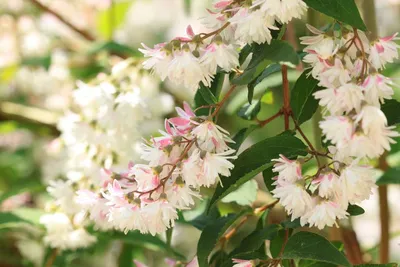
211, 85, 236, 117
28, 0, 96, 41
45, 248, 59, 267
258, 110, 284, 127
254, 199, 279, 215
378, 155, 390, 264
281, 65, 291, 130
342, 228, 364, 264
200, 22, 230, 41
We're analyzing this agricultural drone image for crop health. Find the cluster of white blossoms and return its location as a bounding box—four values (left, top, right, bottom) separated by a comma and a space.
139, 0, 307, 90
40, 59, 174, 250
272, 25, 399, 229
77, 102, 236, 235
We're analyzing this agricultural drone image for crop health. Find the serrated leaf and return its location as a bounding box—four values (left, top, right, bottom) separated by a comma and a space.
197, 212, 250, 267
282, 232, 351, 267
233, 40, 298, 85
237, 100, 261, 121
381, 99, 400, 126
376, 167, 400, 185
290, 71, 322, 125
303, 0, 366, 31
231, 224, 281, 256
347, 204, 365, 216
208, 134, 307, 212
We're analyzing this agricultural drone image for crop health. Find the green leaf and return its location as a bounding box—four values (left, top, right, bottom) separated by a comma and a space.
188, 205, 220, 231
303, 0, 367, 31
355, 264, 398, 267
221, 180, 258, 206
96, 1, 133, 39
98, 230, 185, 260
208, 134, 307, 212
231, 224, 281, 256
88, 41, 139, 57
197, 212, 249, 267
21, 56, 51, 70
263, 166, 275, 192
233, 40, 299, 85
237, 100, 261, 121
381, 99, 400, 126
0, 212, 30, 228
282, 231, 351, 267
347, 204, 365, 216
118, 244, 134, 267
197, 83, 218, 105
290, 71, 322, 125
270, 230, 287, 258
230, 125, 259, 151
194, 73, 225, 116
238, 44, 253, 65
298, 260, 336, 267
0, 180, 44, 204
376, 167, 400, 185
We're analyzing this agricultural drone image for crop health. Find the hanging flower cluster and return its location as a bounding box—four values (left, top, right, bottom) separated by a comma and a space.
77, 102, 237, 235
40, 59, 174, 250
272, 25, 399, 229
139, 0, 307, 90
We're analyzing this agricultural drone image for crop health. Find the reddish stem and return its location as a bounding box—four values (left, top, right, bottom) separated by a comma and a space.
281, 65, 291, 130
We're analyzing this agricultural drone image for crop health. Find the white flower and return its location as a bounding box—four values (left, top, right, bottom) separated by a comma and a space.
339, 163, 376, 204
201, 10, 235, 42
142, 201, 178, 236
369, 33, 400, 69
108, 204, 147, 234
342, 30, 370, 59
40, 213, 96, 250
202, 150, 236, 187
313, 171, 339, 198
168, 48, 213, 90
229, 8, 278, 45
318, 58, 351, 88
200, 42, 239, 74
181, 149, 203, 188
354, 105, 388, 134
272, 181, 313, 220
302, 198, 348, 229
362, 74, 394, 107
346, 132, 381, 158
319, 116, 354, 148
232, 259, 255, 267
272, 154, 302, 183
255, 0, 307, 23
192, 121, 233, 152
300, 24, 326, 47
165, 182, 201, 209
336, 83, 365, 114
139, 43, 172, 80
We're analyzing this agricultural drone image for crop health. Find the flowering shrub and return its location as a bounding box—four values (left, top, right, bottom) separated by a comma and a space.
1, 0, 400, 267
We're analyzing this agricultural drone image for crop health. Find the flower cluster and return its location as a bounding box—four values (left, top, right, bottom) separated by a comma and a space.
140, 0, 307, 90
40, 59, 174, 250
77, 102, 237, 235
272, 25, 399, 229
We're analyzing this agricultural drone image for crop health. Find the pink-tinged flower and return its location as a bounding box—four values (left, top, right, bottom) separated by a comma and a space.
272, 154, 302, 183
186, 257, 199, 267
214, 0, 233, 9
130, 164, 161, 192
133, 260, 148, 267
342, 30, 370, 59
232, 258, 255, 267
142, 200, 178, 235
192, 121, 234, 152
319, 116, 354, 149
318, 58, 351, 88
202, 9, 235, 42
229, 8, 278, 45
369, 33, 400, 69
181, 149, 204, 188
169, 102, 195, 133
139, 43, 172, 80
301, 198, 348, 229
312, 172, 339, 198
102, 180, 128, 208
362, 74, 394, 107
165, 182, 201, 209
300, 24, 326, 47
200, 42, 239, 74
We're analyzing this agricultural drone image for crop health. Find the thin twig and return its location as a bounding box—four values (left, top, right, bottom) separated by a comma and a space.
257, 109, 284, 127
45, 248, 59, 267
211, 85, 236, 117
28, 0, 96, 41
281, 65, 291, 130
